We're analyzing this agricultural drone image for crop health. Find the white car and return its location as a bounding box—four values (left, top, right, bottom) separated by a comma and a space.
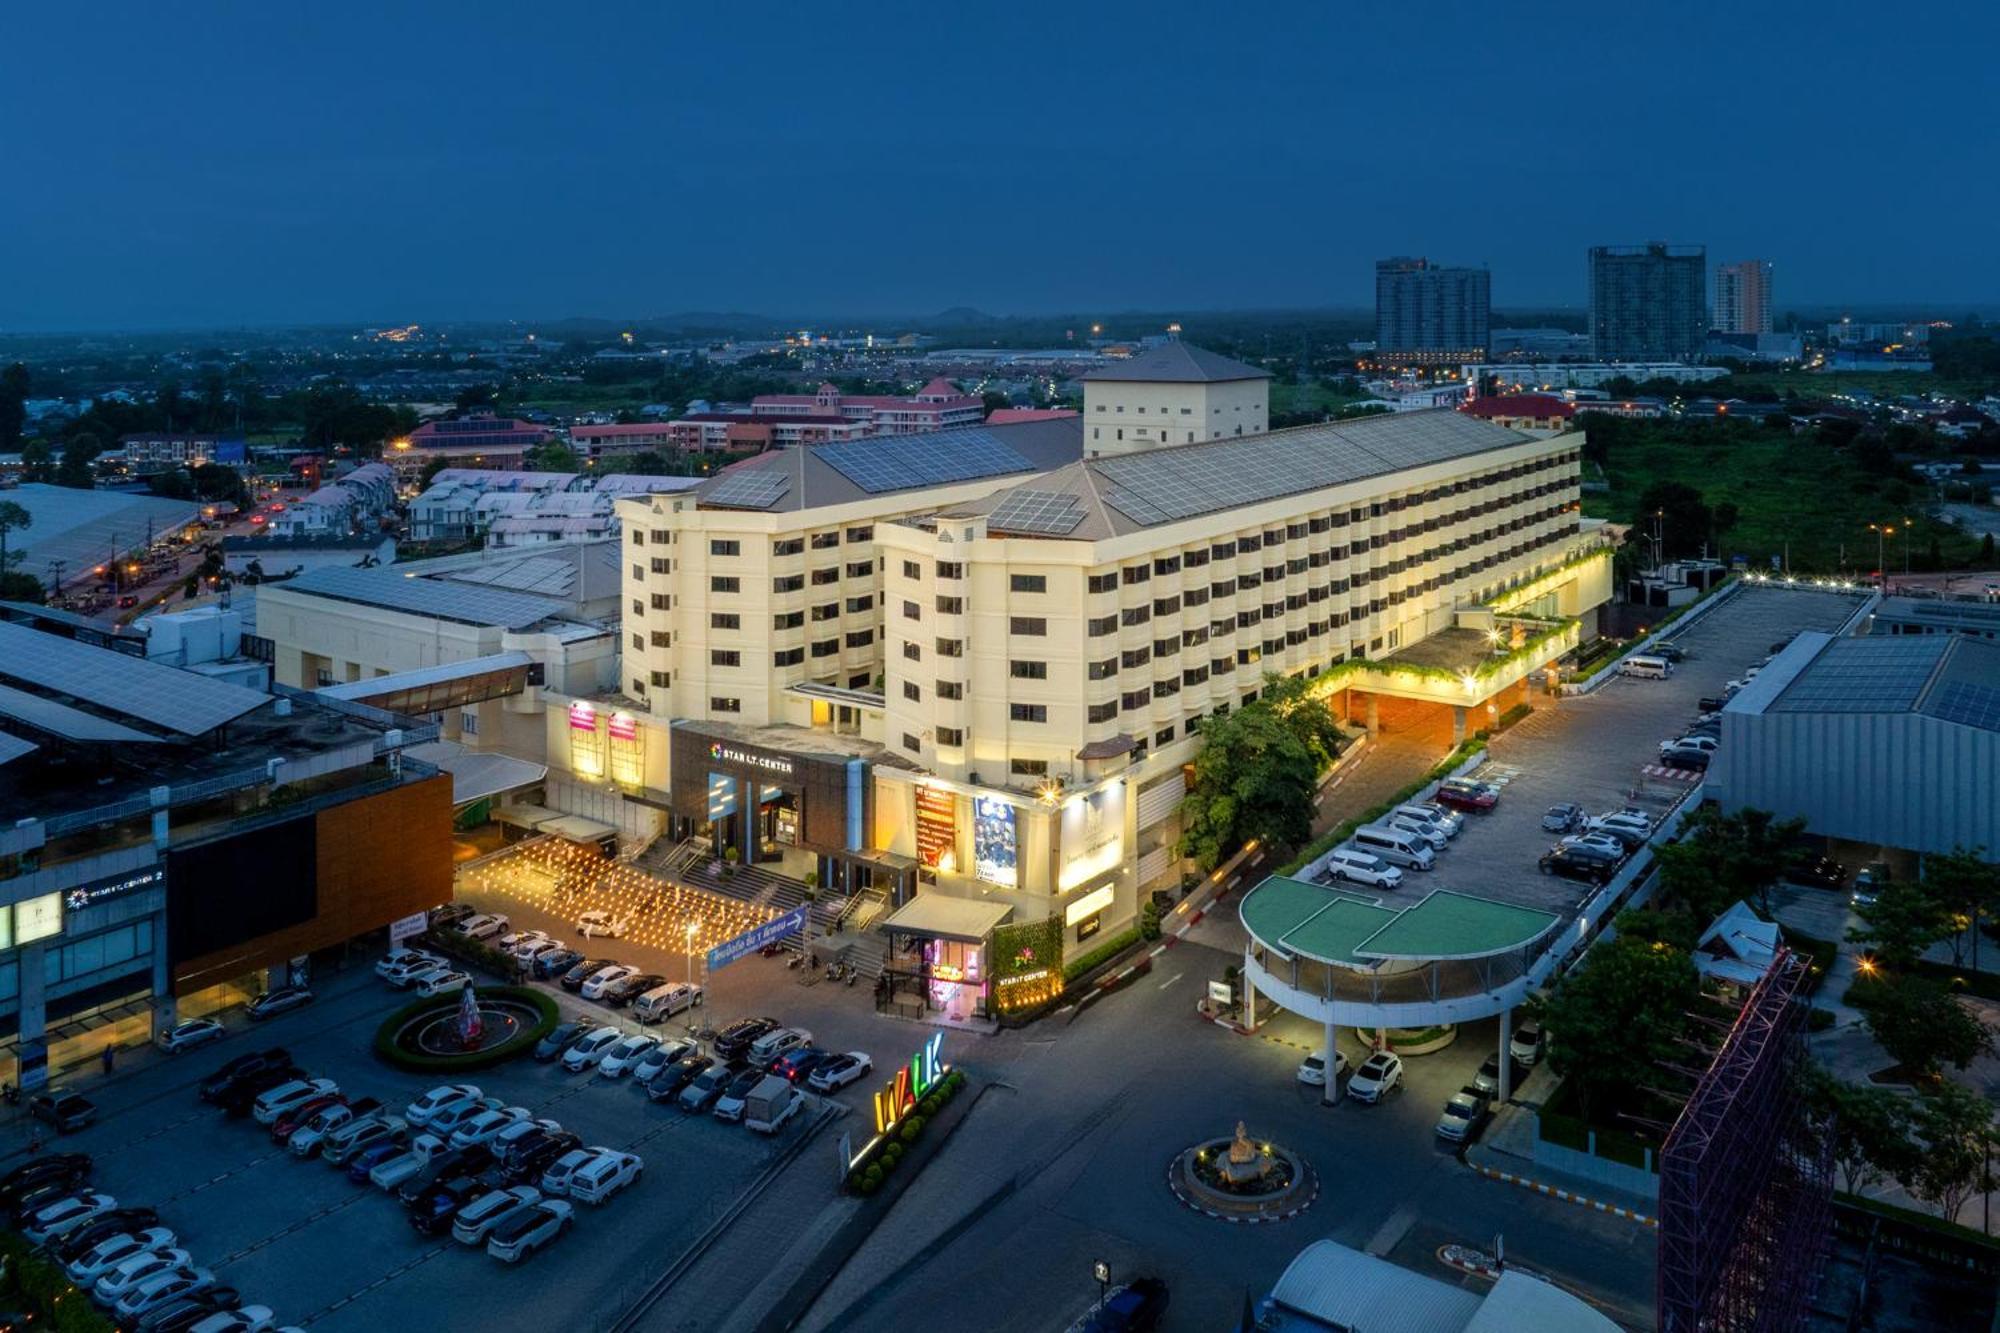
1321, 847, 1404, 890
251, 1078, 338, 1125
498, 927, 550, 952
1295, 1049, 1346, 1088
380, 956, 448, 989
427, 1096, 502, 1136
68, 1229, 177, 1283
1586, 812, 1652, 848
456, 914, 509, 941
287, 1100, 376, 1156
1435, 1089, 1489, 1142
1384, 812, 1448, 850
23, 1191, 118, 1243
95, 1249, 194, 1302
415, 970, 472, 998
1346, 1052, 1404, 1104
405, 1084, 482, 1128
189, 1307, 276, 1333
538, 1148, 601, 1196
451, 1185, 542, 1245
486, 1199, 573, 1264
512, 940, 565, 966
156, 1018, 226, 1054
451, 1107, 531, 1148
579, 965, 638, 1001
114, 1268, 217, 1321
370, 1134, 447, 1190
567, 1150, 641, 1205
630, 1040, 694, 1085
1399, 801, 1463, 838
1509, 1022, 1544, 1066
1557, 833, 1627, 860
595, 1034, 662, 1080
575, 910, 630, 939
561, 1028, 623, 1072
374, 948, 441, 981
1659, 733, 1719, 758
491, 1117, 563, 1154
806, 1052, 873, 1093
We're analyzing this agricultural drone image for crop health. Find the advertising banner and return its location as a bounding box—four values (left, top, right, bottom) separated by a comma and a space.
972, 796, 1018, 887
915, 786, 956, 870
705, 905, 809, 972
1059, 784, 1125, 889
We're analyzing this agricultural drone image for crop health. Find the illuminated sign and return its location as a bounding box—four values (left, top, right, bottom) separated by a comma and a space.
1064, 883, 1115, 928
608, 711, 638, 742
972, 796, 1017, 887
993, 967, 1060, 1014
915, 786, 956, 870
14, 893, 63, 946
567, 701, 597, 732
63, 867, 165, 913
1059, 784, 1125, 889
871, 1033, 946, 1137
707, 741, 793, 778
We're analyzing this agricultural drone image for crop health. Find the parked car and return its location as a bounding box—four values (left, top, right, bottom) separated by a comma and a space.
1066, 1276, 1169, 1333
1345, 1052, 1403, 1104
630, 1040, 694, 1085
712, 1069, 765, 1123
407, 1177, 488, 1237
415, 970, 471, 999
771, 1047, 832, 1083
1785, 854, 1848, 891
1436, 1088, 1490, 1143
22, 1192, 119, 1244
485, 1199, 573, 1264
679, 1062, 740, 1113
374, 948, 441, 982
68, 1228, 179, 1283
345, 1138, 413, 1184
534, 948, 586, 980
1540, 803, 1585, 834
428, 903, 476, 929
114, 1270, 219, 1322
450, 1107, 531, 1148
0, 1155, 92, 1212
216, 1067, 306, 1118
1400, 801, 1463, 838
1657, 742, 1711, 771
558, 958, 615, 992
1697, 695, 1729, 714
138, 1295, 249, 1333
269, 1093, 345, 1144
497, 927, 551, 954
537, 1149, 602, 1197
579, 965, 638, 1002
288, 1097, 382, 1154
95, 1249, 196, 1303
1472, 1053, 1526, 1097
49, 1209, 158, 1265
323, 1115, 405, 1165
566, 1150, 641, 1204
600, 972, 665, 1007
1584, 812, 1651, 848
711, 1018, 779, 1062
491, 1118, 561, 1156
380, 956, 447, 989
394, 1145, 496, 1206
1539, 845, 1617, 885
533, 1020, 600, 1062
199, 1049, 292, 1104
451, 1186, 542, 1246
575, 910, 629, 939
245, 987, 313, 1022
30, 1092, 98, 1133
1651, 641, 1687, 663
369, 1135, 448, 1191
1433, 778, 1499, 813
633, 983, 703, 1024
806, 1052, 873, 1093
1659, 733, 1719, 760
1383, 811, 1448, 851
648, 1056, 713, 1103
426, 1097, 502, 1138
185, 1307, 273, 1333
561, 1028, 623, 1073
405, 1084, 484, 1129
1318, 847, 1403, 890
1557, 833, 1627, 861
456, 914, 509, 941
1509, 1022, 1544, 1066
157, 1019, 226, 1055
250, 1078, 336, 1126
503, 1133, 581, 1188
1295, 1049, 1346, 1088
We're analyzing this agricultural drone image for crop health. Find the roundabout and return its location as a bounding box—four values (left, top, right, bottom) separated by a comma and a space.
1167, 1122, 1317, 1223
374, 984, 558, 1072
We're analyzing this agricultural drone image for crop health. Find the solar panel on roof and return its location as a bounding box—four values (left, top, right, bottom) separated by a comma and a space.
1927, 679, 2000, 733
987, 489, 1086, 535
1773, 637, 1943, 714
0, 680, 172, 743
816, 430, 1033, 494
285, 566, 568, 630
703, 470, 792, 509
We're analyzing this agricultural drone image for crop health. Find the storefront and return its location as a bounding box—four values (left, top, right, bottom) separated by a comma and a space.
875, 894, 1013, 1024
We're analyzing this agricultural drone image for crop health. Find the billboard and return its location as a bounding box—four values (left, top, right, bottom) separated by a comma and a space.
1059, 784, 1125, 889
705, 905, 808, 972
972, 796, 1017, 887
915, 786, 956, 870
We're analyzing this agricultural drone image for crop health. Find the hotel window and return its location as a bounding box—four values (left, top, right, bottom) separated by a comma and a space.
774, 610, 803, 630
936, 638, 963, 657
903, 600, 922, 620
903, 641, 922, 661
1122, 647, 1151, 669
811, 568, 839, 586
1087, 701, 1118, 724
811, 532, 840, 550
936, 561, 963, 578
773, 574, 803, 593
903, 733, 922, 753
650, 670, 671, 686
936, 680, 963, 700
774, 648, 803, 667
1009, 616, 1047, 636
847, 594, 874, 613
1184, 548, 1209, 569
1183, 665, 1209, 686
903, 681, 922, 702
1010, 660, 1047, 680
845, 629, 874, 647
650, 631, 670, 647
812, 603, 839, 621
812, 639, 839, 657
711, 697, 741, 714
631, 599, 645, 616
1155, 727, 1175, 746
1010, 759, 1048, 777
652, 529, 672, 545
1184, 586, 1210, 608
1153, 637, 1179, 658
1010, 574, 1047, 593
1088, 658, 1118, 681
846, 525, 874, 542
651, 557, 671, 574
1153, 555, 1180, 576
1211, 540, 1236, 560
1152, 595, 1180, 616
937, 727, 964, 746
1010, 703, 1046, 723
650, 593, 670, 610
710, 649, 740, 667
773, 537, 804, 556
1122, 565, 1150, 585
935, 595, 963, 614
1122, 687, 1152, 709
1121, 606, 1151, 627
847, 561, 874, 578
711, 575, 741, 594
710, 612, 740, 630
631, 529, 645, 545
710, 539, 739, 556
632, 677, 644, 694
631, 633, 643, 651
902, 560, 922, 579
1087, 572, 1118, 594
1088, 614, 1117, 637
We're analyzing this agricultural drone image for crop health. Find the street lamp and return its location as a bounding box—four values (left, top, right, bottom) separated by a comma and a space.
1867, 523, 1895, 585
685, 921, 699, 986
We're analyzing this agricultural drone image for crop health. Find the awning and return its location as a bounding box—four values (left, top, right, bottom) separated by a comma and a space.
540, 814, 621, 844
405, 740, 548, 806
493, 802, 563, 830
879, 893, 1014, 943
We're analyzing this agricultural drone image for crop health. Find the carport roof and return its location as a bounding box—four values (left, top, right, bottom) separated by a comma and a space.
1241, 878, 1558, 967
1355, 890, 1559, 961
1240, 876, 1400, 966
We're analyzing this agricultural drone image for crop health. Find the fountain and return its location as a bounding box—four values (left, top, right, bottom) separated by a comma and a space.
1168, 1120, 1316, 1221
375, 984, 556, 1070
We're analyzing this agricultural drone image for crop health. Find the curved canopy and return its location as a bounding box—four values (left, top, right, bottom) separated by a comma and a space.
1241, 878, 1558, 968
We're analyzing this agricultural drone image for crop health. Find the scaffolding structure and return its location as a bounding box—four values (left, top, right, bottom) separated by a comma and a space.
1658, 948, 1834, 1332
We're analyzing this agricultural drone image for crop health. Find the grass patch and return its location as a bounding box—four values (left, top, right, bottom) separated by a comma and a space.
0, 1231, 116, 1332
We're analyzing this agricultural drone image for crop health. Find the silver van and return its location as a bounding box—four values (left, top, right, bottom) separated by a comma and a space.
746, 1026, 811, 1068
1351, 824, 1436, 871
1383, 810, 1448, 850
1619, 654, 1672, 679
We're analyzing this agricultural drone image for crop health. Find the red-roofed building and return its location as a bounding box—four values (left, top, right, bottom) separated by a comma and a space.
664, 412, 871, 454
569, 422, 677, 463
746, 378, 984, 436
392, 413, 554, 483
1460, 394, 1576, 431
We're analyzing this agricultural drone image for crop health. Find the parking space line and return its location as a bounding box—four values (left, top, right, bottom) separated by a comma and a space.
1156, 972, 1182, 990
220, 1190, 371, 1265
160, 1144, 291, 1205
301, 1240, 451, 1326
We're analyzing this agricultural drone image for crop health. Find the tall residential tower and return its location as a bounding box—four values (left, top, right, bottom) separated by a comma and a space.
1587, 243, 1707, 361
1715, 259, 1774, 335
1374, 258, 1491, 367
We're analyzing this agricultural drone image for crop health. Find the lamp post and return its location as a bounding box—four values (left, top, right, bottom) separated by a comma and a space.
1868, 523, 1895, 586
685, 921, 699, 987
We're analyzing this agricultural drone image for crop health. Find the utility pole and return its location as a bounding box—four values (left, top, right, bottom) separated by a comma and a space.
46, 559, 66, 601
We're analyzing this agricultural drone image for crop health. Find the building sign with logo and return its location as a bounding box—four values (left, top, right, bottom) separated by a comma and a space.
389, 911, 430, 944
707, 741, 794, 779
62, 866, 165, 913
1058, 784, 1125, 890
869, 1032, 947, 1139
915, 786, 956, 871
972, 796, 1017, 887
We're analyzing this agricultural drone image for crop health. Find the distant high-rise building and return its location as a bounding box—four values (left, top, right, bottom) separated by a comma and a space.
1587, 244, 1707, 361
1715, 259, 1774, 335
1374, 258, 1490, 366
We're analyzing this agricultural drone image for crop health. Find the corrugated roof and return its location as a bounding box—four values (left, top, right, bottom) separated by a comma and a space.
1267, 1240, 1483, 1333
1081, 341, 1271, 383
1768, 634, 2000, 732
0, 683, 164, 743
1356, 890, 1559, 962
0, 625, 266, 737
4, 483, 204, 578
282, 565, 570, 630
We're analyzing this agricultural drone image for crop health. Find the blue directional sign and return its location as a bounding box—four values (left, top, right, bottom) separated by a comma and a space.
706, 905, 809, 973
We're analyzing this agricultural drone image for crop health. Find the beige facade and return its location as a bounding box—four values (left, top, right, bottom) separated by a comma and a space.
1083, 375, 1268, 455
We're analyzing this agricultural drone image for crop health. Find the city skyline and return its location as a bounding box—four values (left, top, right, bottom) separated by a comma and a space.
4, 3, 1998, 331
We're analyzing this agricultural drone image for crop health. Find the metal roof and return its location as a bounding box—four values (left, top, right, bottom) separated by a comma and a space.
0, 681, 171, 743
1768, 633, 2000, 733
0, 732, 37, 766
282, 565, 570, 630
0, 621, 268, 737
878, 893, 1014, 943
1355, 890, 1560, 962
1080, 341, 1271, 384
2, 484, 204, 580
1266, 1240, 1483, 1333
1240, 877, 1556, 967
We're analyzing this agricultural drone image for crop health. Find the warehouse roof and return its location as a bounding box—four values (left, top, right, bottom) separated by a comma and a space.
1762, 632, 2000, 733
3, 483, 203, 579
1080, 341, 1270, 383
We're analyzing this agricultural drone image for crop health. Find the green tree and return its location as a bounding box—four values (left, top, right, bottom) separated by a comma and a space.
980, 390, 1011, 416
417, 456, 451, 491
621, 450, 678, 476
1655, 806, 1805, 920
1177, 706, 1320, 870
1261, 672, 1346, 768
0, 499, 31, 580
1924, 846, 2000, 971
1905, 1080, 2000, 1223
1539, 933, 1699, 1121
524, 441, 581, 473
56, 431, 103, 489
0, 571, 43, 604
1847, 877, 1954, 968
1862, 976, 1995, 1080
1633, 480, 1714, 561
1803, 1064, 1919, 1196
18, 439, 54, 483
0, 362, 28, 450
454, 383, 497, 412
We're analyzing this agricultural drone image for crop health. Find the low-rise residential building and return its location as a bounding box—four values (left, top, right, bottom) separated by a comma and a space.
268, 462, 395, 537
569, 422, 678, 463
407, 470, 700, 548
118, 433, 247, 469
391, 413, 553, 483
221, 532, 397, 581
750, 378, 984, 434
409, 470, 572, 543
664, 412, 871, 454
1460, 394, 1576, 431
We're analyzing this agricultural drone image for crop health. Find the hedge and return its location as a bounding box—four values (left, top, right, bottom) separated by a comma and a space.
372, 984, 559, 1072
418, 928, 527, 981
1062, 927, 1143, 983
991, 915, 1064, 980
0, 1231, 115, 1333
846, 1068, 967, 1191
1278, 739, 1488, 876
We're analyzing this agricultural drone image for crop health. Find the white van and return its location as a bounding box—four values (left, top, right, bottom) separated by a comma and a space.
746, 1026, 812, 1068
1383, 810, 1448, 851
1394, 802, 1461, 839
633, 983, 703, 1025
1619, 654, 1673, 679
743, 1075, 803, 1134
1351, 824, 1436, 871
1320, 847, 1403, 890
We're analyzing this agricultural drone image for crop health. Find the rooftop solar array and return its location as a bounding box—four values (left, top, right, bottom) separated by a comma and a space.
1772, 636, 1944, 714
285, 566, 569, 630
0, 732, 36, 766
4, 484, 204, 580
0, 623, 269, 737
986, 488, 1086, 536
815, 428, 1034, 494
1925, 678, 2000, 733
0, 679, 176, 743
1091, 411, 1523, 527
702, 470, 792, 509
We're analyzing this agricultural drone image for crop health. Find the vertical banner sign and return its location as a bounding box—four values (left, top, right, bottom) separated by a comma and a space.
972, 796, 1018, 887
915, 786, 956, 871
871, 1033, 945, 1136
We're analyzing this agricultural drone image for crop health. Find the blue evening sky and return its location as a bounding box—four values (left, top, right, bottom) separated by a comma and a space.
1, 1, 1993, 330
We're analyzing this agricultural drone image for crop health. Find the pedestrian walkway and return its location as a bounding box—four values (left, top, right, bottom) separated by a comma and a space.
1467, 1104, 1659, 1229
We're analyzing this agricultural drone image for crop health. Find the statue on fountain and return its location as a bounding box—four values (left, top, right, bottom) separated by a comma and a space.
454, 983, 484, 1049
1223, 1120, 1272, 1185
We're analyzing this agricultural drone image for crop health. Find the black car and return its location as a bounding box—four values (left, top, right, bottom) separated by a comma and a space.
712, 1018, 780, 1062
216, 1065, 304, 1117
396, 1144, 496, 1205
602, 973, 666, 1007
408, 1175, 486, 1234
559, 958, 615, 992
134, 1289, 243, 1332
1080, 1276, 1169, 1333
51, 1207, 162, 1264
0, 1154, 90, 1210
1538, 846, 1615, 886
1784, 855, 1848, 891
647, 1055, 711, 1102
199, 1048, 291, 1102
246, 986, 313, 1021
503, 1132, 582, 1186
1697, 696, 1728, 714
1658, 746, 1711, 771
533, 1020, 602, 1062
429, 903, 477, 930
1652, 642, 1686, 663
30, 1092, 97, 1132
534, 948, 586, 980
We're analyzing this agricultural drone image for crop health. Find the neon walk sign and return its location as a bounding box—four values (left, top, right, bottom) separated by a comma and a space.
870, 1032, 947, 1137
